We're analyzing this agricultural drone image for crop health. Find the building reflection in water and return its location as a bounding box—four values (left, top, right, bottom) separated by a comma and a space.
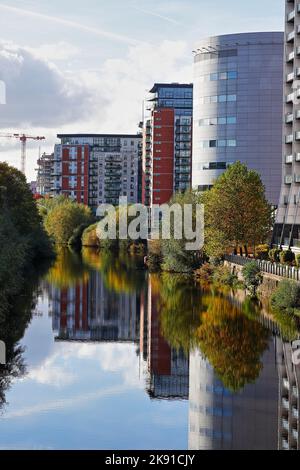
45, 250, 300, 450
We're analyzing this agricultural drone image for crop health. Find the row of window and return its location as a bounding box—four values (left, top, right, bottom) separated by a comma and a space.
198, 70, 237, 82
194, 49, 238, 63
199, 116, 237, 126
199, 139, 237, 148
199, 94, 237, 104
158, 91, 193, 99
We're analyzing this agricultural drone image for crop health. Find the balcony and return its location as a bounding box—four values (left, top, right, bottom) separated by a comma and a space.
292, 407, 299, 419
296, 131, 300, 140
292, 386, 299, 397
288, 51, 295, 62
295, 174, 300, 183
287, 72, 295, 82
286, 113, 294, 123
287, 31, 295, 42
282, 418, 289, 431
286, 134, 294, 143
287, 10, 295, 22
286, 92, 294, 103
282, 438, 289, 450
285, 175, 293, 185
286, 154, 294, 164
296, 153, 300, 161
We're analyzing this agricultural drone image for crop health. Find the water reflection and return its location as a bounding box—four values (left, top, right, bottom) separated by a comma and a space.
0, 248, 300, 450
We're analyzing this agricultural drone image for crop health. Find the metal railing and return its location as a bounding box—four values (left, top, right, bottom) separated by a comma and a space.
224, 254, 300, 281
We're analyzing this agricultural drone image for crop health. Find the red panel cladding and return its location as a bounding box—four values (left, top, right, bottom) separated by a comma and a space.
62, 146, 70, 191
149, 291, 171, 376
151, 108, 174, 205
76, 146, 82, 203
60, 288, 68, 329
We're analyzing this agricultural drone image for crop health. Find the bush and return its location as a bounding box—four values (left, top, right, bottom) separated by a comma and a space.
279, 250, 295, 265
82, 223, 100, 247
195, 263, 214, 284
255, 244, 269, 260
68, 223, 90, 249
271, 280, 300, 318
44, 200, 93, 244
269, 248, 281, 263
242, 261, 262, 297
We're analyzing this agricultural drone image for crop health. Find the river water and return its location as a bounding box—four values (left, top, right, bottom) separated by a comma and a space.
0, 248, 298, 450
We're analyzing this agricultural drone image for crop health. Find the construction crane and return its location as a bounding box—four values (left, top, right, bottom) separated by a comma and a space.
0, 133, 45, 175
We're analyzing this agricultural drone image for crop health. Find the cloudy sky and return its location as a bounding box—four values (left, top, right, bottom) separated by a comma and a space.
0, 0, 284, 181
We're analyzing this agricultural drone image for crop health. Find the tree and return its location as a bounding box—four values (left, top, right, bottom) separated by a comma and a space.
160, 190, 203, 273
44, 199, 93, 244
202, 162, 272, 257
242, 261, 262, 298
0, 163, 51, 258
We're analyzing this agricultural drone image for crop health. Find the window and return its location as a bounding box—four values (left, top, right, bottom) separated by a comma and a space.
209, 140, 217, 148
210, 73, 218, 81
218, 117, 227, 125
219, 72, 227, 80
227, 139, 236, 146
227, 116, 237, 124
228, 71, 238, 79
227, 94, 237, 102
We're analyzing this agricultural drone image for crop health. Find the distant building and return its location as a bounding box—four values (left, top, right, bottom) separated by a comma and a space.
142, 83, 193, 207
53, 134, 142, 212
192, 32, 283, 205
36, 152, 54, 196
29, 181, 37, 195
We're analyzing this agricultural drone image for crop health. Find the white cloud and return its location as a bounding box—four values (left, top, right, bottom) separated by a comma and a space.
27, 42, 81, 62
0, 41, 100, 129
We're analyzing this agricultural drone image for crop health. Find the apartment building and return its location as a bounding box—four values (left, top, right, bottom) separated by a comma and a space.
274, 0, 300, 250
192, 32, 284, 205
36, 152, 54, 196
52, 134, 142, 212
142, 83, 193, 207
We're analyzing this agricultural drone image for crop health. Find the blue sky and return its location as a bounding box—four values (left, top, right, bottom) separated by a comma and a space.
0, 0, 284, 179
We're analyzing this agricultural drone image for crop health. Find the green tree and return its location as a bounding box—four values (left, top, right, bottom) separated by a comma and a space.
44, 199, 92, 245
242, 261, 263, 298
202, 162, 272, 257
161, 190, 203, 273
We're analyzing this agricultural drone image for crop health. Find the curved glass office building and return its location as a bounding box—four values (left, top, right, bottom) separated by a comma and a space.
192, 32, 284, 205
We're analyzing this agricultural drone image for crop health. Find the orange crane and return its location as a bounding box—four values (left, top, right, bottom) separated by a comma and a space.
0, 133, 45, 175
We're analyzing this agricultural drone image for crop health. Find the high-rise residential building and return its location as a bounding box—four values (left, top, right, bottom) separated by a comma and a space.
192, 32, 284, 206
142, 83, 193, 207
274, 1, 300, 250
36, 152, 54, 196
53, 134, 142, 212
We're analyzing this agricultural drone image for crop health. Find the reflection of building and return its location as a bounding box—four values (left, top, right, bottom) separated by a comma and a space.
50, 270, 140, 343
188, 341, 279, 450
276, 338, 300, 450
140, 275, 189, 400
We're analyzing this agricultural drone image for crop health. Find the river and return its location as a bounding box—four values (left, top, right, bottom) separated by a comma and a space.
0, 248, 298, 450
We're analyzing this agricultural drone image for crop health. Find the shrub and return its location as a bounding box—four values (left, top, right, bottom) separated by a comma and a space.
195, 263, 214, 284
44, 200, 93, 245
255, 244, 269, 260
242, 261, 262, 297
213, 265, 239, 288
279, 250, 295, 265
271, 280, 300, 318
68, 223, 90, 249
269, 248, 281, 263
82, 223, 100, 247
